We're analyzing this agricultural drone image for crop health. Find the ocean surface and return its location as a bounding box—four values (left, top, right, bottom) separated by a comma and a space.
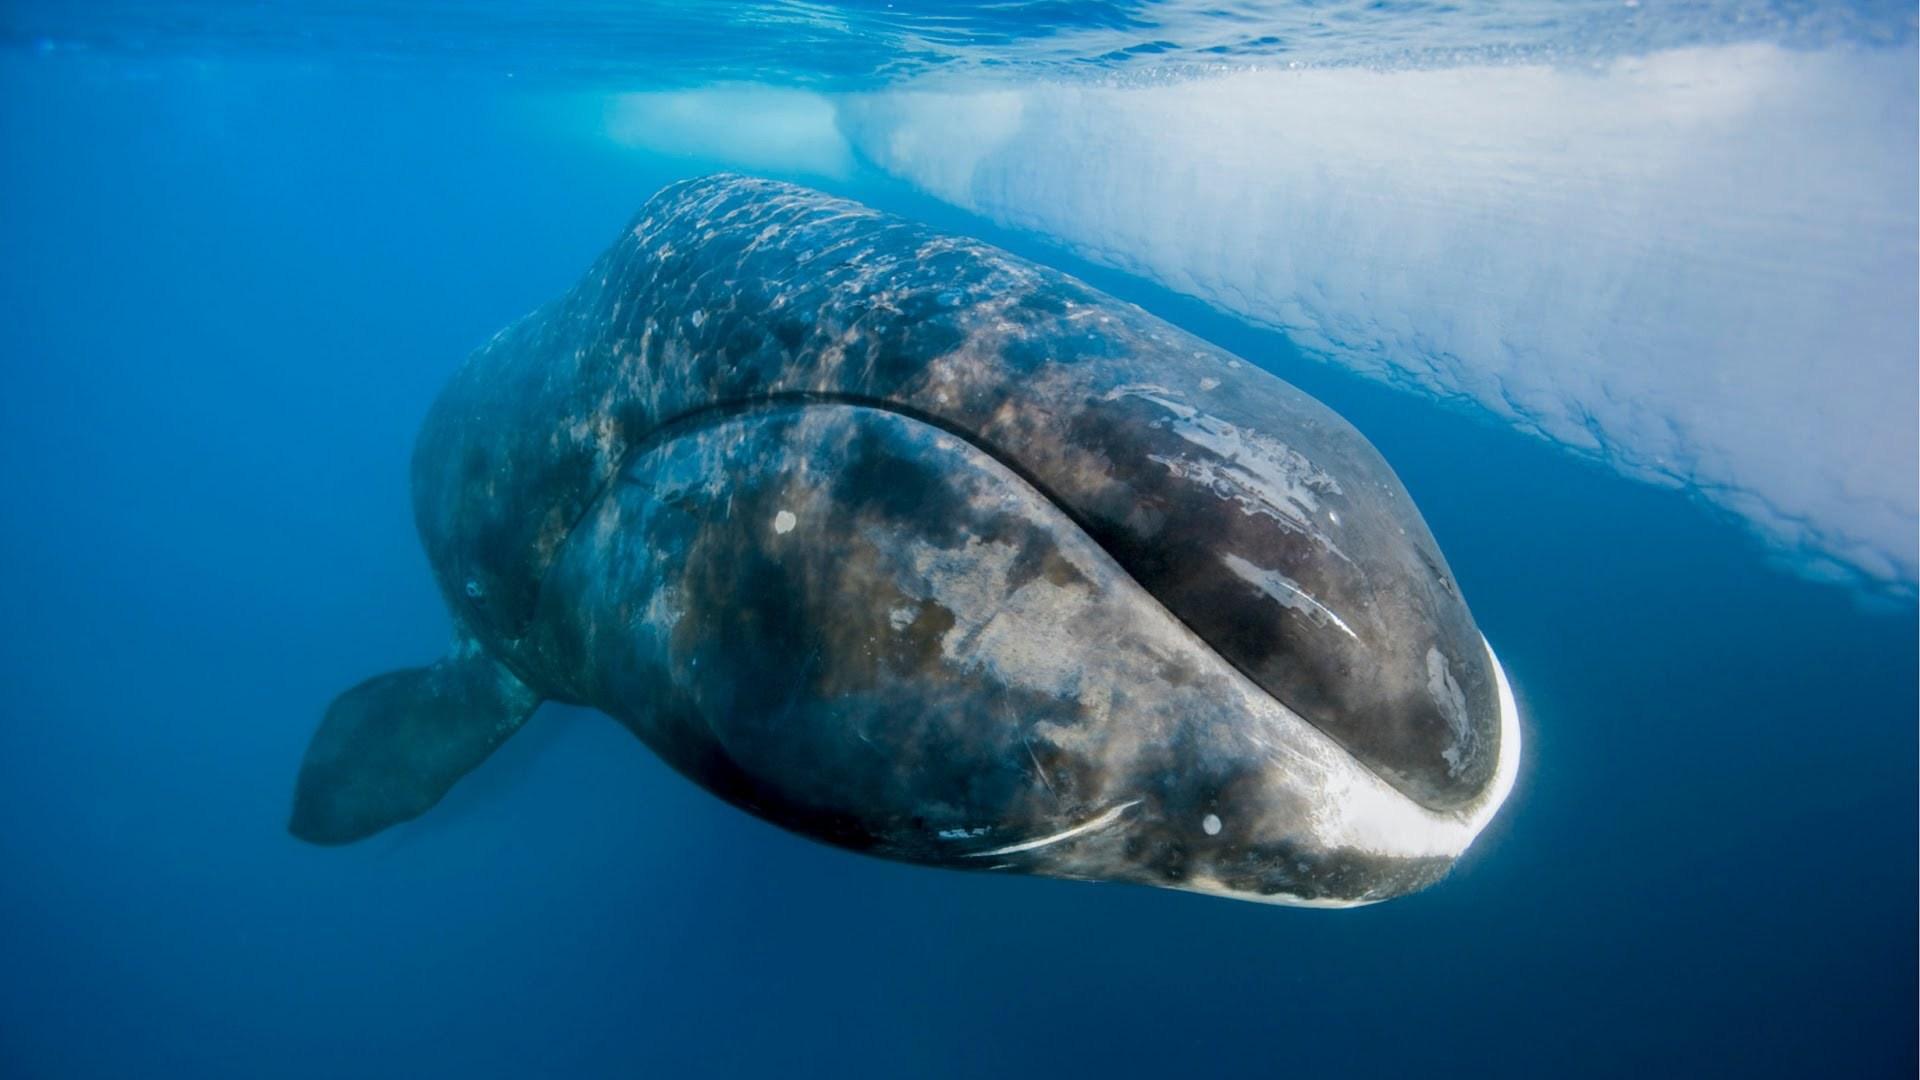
1, 3, 1915, 1078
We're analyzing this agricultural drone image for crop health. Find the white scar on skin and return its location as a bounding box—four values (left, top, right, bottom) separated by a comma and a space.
1220, 553, 1360, 641
963, 799, 1143, 857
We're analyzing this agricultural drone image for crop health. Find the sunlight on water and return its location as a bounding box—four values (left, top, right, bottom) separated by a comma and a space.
5, 0, 1915, 85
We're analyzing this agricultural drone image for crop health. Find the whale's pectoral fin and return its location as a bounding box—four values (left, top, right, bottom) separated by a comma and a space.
289, 642, 541, 845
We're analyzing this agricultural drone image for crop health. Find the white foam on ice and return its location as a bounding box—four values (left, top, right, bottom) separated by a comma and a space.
838, 44, 1919, 594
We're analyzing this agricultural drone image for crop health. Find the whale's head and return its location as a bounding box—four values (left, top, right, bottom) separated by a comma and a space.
541, 368, 1520, 907
894, 365, 1525, 906
1021, 374, 1525, 904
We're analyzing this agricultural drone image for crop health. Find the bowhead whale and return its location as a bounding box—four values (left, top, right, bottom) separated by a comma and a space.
291, 174, 1520, 907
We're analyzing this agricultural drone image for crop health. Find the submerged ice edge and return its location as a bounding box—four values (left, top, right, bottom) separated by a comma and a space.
610, 41, 1918, 598
834, 43, 1919, 597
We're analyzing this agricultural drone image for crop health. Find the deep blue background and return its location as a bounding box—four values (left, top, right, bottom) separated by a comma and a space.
2, 56, 1914, 1078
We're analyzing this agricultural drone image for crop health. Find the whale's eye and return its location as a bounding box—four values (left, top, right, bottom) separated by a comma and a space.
464, 578, 486, 604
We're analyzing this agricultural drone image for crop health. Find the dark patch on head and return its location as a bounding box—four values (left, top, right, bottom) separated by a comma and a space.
1155, 656, 1196, 688
999, 335, 1058, 373
828, 422, 975, 550
1017, 290, 1068, 318
1055, 392, 1500, 811
860, 299, 968, 390
773, 314, 810, 350
883, 602, 957, 678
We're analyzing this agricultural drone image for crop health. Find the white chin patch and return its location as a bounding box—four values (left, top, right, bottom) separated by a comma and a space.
1184, 635, 1524, 909
1474, 636, 1525, 841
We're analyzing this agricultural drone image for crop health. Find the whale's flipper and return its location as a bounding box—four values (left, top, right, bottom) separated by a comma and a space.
289, 641, 541, 845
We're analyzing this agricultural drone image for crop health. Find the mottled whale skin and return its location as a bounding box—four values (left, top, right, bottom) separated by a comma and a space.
291, 174, 1520, 907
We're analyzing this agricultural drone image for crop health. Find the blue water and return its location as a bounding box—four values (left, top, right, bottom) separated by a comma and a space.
2, 5, 1915, 1078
